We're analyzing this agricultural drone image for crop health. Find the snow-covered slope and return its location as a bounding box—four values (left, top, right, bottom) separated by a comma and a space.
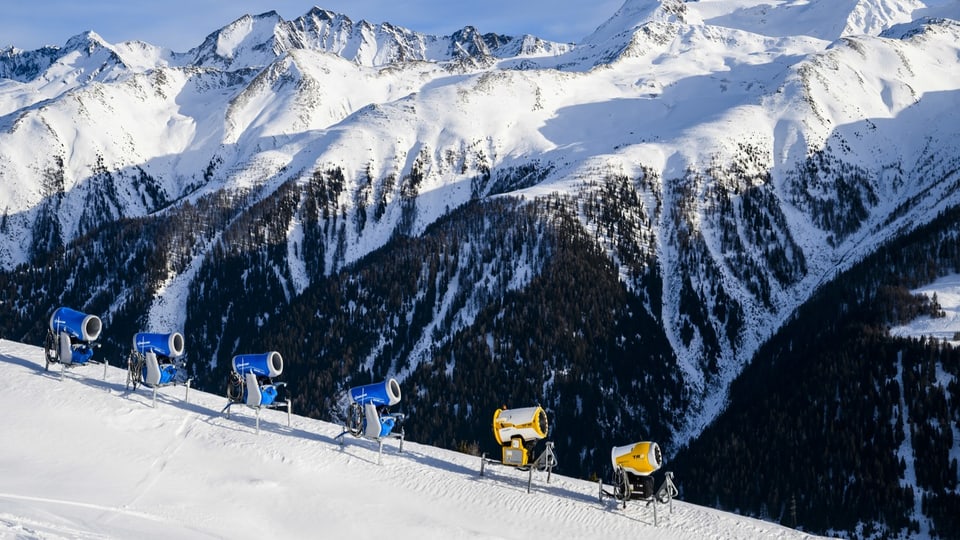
0, 339, 822, 539
890, 273, 960, 344
2, 0, 960, 512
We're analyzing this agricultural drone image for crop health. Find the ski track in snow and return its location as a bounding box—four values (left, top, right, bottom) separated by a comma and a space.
0, 338, 824, 540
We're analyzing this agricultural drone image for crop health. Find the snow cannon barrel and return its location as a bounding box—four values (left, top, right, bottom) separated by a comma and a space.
133, 332, 185, 358
232, 352, 283, 378
49, 307, 102, 342
611, 441, 662, 476
349, 379, 401, 407
493, 406, 549, 446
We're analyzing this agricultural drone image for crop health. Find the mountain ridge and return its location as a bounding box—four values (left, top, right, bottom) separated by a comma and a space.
2, 2, 960, 536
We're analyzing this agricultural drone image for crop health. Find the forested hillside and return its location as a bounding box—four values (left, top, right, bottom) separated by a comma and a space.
198, 191, 689, 477
675, 207, 960, 539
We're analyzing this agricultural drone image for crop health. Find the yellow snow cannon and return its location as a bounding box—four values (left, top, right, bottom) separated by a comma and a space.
492, 406, 549, 467
611, 441, 662, 476
601, 441, 678, 516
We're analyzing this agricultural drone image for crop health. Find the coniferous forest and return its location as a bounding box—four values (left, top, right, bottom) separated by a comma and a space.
675, 207, 960, 538
1, 168, 960, 539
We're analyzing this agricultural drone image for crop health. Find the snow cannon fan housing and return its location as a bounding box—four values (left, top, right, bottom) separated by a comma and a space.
231, 352, 283, 407
611, 441, 662, 477
493, 406, 549, 467
133, 332, 185, 358
49, 307, 102, 342
232, 352, 283, 378
349, 379, 402, 407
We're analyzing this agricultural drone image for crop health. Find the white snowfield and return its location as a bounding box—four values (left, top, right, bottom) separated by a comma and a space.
0, 339, 824, 540
890, 273, 960, 346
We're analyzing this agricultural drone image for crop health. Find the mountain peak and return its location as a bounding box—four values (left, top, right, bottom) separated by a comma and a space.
63, 30, 110, 52
581, 0, 691, 45
303, 6, 344, 22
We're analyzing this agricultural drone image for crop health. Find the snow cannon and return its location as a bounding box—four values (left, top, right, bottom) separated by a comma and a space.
599, 440, 677, 511
349, 378, 401, 407
611, 441, 662, 477
493, 406, 550, 467
44, 307, 102, 372
343, 379, 405, 441
133, 332, 184, 358
49, 307, 102, 342
126, 331, 191, 404
223, 352, 291, 434
232, 352, 283, 378
230, 352, 283, 407
478, 405, 557, 486
338, 379, 406, 457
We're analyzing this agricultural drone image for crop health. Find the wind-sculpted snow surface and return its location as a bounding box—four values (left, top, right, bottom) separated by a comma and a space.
0, 339, 825, 540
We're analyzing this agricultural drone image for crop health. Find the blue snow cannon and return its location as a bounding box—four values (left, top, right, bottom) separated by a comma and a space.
126, 332, 190, 403
44, 307, 102, 372
339, 379, 406, 453
224, 352, 290, 434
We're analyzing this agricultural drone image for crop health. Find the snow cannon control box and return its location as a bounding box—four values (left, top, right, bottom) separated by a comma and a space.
49, 307, 102, 342
611, 441, 662, 477
348, 379, 402, 407
232, 352, 283, 378
133, 332, 185, 358
493, 406, 549, 467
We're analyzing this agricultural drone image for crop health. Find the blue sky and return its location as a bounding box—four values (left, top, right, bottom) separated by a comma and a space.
1, 1, 624, 51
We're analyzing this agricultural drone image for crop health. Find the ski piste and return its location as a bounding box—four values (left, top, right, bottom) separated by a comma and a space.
0, 336, 828, 539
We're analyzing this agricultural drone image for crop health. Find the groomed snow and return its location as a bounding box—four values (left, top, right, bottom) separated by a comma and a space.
0, 339, 824, 539
889, 273, 960, 345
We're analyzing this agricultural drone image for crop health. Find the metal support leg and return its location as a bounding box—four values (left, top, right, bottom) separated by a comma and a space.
286, 401, 292, 427
152, 386, 158, 408
378, 440, 383, 466
185, 380, 192, 403
657, 471, 677, 514
527, 467, 534, 493
480, 453, 486, 476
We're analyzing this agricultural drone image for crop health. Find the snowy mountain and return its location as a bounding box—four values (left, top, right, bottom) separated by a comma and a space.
2, 1, 960, 536
0, 339, 823, 539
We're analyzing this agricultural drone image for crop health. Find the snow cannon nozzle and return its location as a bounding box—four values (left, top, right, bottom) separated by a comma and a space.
348, 378, 401, 407
49, 307, 101, 342
231, 352, 283, 378
133, 332, 185, 358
